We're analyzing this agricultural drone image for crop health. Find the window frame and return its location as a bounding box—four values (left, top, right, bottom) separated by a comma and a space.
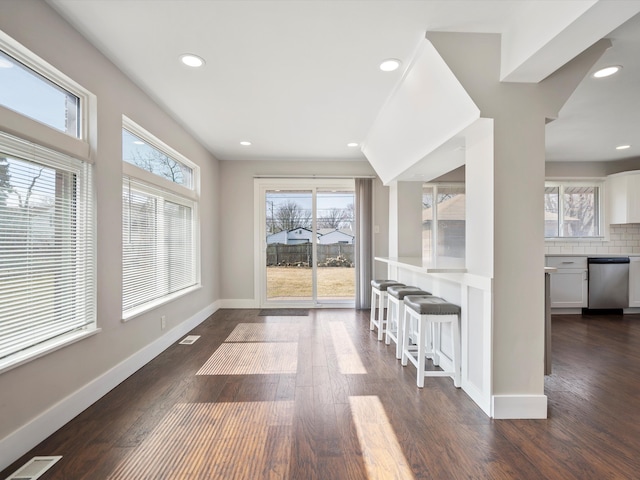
122, 124, 195, 191
0, 31, 94, 160
422, 182, 466, 267
121, 118, 201, 321
122, 116, 199, 199
0, 34, 96, 374
544, 179, 605, 240
0, 132, 97, 374
0, 49, 80, 138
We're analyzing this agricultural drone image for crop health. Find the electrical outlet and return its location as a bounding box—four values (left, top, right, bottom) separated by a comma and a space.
161, 315, 166, 330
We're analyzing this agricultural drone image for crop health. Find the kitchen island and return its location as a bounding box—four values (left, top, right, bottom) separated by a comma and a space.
376, 256, 554, 415
375, 256, 493, 416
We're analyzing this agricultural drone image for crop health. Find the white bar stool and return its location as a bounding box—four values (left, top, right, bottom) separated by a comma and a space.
385, 285, 431, 359
370, 279, 404, 341
401, 295, 461, 388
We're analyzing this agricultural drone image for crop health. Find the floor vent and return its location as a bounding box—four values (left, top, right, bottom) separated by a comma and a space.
6, 456, 62, 480
179, 335, 200, 345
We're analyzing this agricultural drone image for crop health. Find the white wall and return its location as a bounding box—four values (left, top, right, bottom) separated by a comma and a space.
218, 160, 388, 305
387, 181, 422, 258
0, 1, 220, 467
545, 159, 640, 178
546, 161, 608, 178
464, 119, 494, 278
434, 165, 465, 182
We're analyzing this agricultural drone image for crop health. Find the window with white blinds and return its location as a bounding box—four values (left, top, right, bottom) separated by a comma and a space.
0, 132, 96, 369
122, 178, 196, 314
121, 120, 199, 319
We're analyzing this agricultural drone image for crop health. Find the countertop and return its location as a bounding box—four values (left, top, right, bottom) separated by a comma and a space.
375, 256, 467, 273
379, 257, 558, 274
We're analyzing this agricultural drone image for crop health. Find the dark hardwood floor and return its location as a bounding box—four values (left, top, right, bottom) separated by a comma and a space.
2, 309, 640, 479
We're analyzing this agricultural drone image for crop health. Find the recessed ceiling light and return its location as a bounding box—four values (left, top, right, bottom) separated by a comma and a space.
240, 141, 252, 146
379, 59, 401, 72
179, 54, 205, 68
592, 65, 622, 78
133, 140, 144, 145
0, 58, 13, 69
347, 142, 358, 147
616, 144, 631, 150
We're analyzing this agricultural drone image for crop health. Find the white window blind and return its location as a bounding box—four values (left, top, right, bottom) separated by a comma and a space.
0, 132, 95, 365
122, 176, 196, 315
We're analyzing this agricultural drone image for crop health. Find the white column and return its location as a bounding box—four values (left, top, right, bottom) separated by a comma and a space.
427, 32, 610, 418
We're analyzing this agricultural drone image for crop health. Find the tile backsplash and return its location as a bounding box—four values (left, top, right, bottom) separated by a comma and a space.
545, 224, 640, 255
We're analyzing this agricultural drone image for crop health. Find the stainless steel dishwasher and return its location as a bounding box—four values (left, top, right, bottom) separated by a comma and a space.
587, 257, 630, 309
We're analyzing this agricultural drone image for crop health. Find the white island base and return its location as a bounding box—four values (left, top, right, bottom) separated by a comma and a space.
376, 257, 548, 419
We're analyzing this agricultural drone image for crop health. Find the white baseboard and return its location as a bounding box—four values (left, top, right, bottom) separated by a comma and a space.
462, 380, 491, 417
0, 301, 219, 472
218, 299, 358, 309
219, 298, 260, 309
492, 394, 548, 419
550, 308, 582, 314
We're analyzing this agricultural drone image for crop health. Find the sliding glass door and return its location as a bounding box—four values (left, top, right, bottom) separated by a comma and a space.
257, 179, 355, 308
265, 189, 313, 302
316, 188, 355, 303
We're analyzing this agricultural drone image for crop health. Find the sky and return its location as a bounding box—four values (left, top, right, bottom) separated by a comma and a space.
0, 50, 76, 135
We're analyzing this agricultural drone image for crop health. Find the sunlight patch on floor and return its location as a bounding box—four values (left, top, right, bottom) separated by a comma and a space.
107, 401, 293, 479
196, 342, 298, 375
349, 396, 415, 480
329, 321, 367, 374
225, 322, 300, 342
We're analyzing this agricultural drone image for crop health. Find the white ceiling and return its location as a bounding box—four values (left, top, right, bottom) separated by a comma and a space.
546, 12, 640, 162
47, 0, 640, 166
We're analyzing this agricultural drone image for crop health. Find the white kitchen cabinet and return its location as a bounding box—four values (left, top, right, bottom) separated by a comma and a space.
607, 171, 640, 224
629, 257, 640, 307
546, 256, 588, 308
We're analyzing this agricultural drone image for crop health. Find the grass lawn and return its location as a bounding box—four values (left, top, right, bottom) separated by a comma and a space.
266, 266, 355, 299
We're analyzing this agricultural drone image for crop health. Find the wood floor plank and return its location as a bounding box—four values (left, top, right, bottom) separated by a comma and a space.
260, 425, 292, 479
333, 402, 369, 479
312, 402, 342, 458
275, 374, 297, 401
311, 365, 334, 406
4, 309, 640, 479
288, 386, 318, 479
